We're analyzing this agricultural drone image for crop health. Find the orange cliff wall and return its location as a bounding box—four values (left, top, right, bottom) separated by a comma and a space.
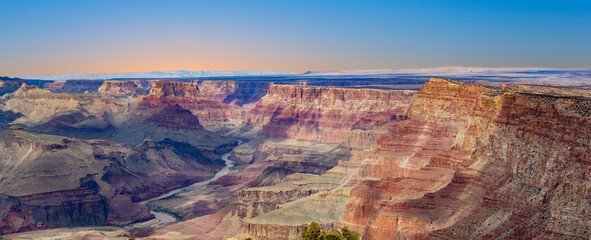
246, 84, 416, 145
342, 78, 492, 238
342, 78, 591, 239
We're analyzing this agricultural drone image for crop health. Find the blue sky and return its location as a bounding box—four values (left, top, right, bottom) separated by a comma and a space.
1, 0, 589, 74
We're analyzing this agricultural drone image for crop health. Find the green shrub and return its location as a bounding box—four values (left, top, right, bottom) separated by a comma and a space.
301, 222, 360, 240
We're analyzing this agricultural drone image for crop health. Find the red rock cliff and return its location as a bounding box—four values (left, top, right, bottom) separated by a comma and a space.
198, 80, 272, 106
98, 80, 143, 96
140, 80, 246, 132
248, 84, 416, 144
343, 78, 591, 239
149, 80, 202, 98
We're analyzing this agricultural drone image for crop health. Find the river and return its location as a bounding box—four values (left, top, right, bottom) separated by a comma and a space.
142, 150, 237, 227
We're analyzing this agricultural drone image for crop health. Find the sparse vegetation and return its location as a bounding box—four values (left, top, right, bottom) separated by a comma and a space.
301, 222, 360, 240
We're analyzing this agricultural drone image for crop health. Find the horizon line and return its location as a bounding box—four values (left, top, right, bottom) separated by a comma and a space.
9, 66, 591, 78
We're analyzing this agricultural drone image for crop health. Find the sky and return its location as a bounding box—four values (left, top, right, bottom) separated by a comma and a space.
1, 0, 590, 75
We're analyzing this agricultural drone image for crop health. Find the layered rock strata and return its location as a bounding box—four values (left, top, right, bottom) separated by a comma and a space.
247, 84, 415, 144
98, 80, 144, 96
148, 80, 202, 98
240, 151, 368, 240
238, 84, 416, 178
1, 83, 231, 149
149, 85, 417, 239
47, 80, 105, 93
0, 127, 151, 234
0, 126, 227, 234
142, 80, 248, 132
0, 83, 234, 234
197, 80, 272, 106
343, 78, 591, 239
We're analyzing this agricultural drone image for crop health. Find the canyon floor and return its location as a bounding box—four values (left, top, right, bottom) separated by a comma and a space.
0, 70, 590, 240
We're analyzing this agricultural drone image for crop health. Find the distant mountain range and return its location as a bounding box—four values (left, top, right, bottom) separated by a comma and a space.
10, 68, 591, 83
12, 70, 297, 80
303, 67, 591, 76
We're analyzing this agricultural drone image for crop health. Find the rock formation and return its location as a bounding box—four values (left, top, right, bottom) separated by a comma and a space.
1, 82, 232, 149
1, 83, 127, 133
248, 84, 415, 144
197, 80, 272, 106
0, 77, 23, 96
239, 84, 416, 178
0, 126, 227, 234
343, 78, 591, 239
46, 80, 105, 93
98, 80, 144, 96
149, 84, 417, 240
148, 80, 202, 98
3, 76, 591, 239
0, 81, 234, 234
0, 127, 150, 234
104, 139, 225, 201
141, 80, 249, 132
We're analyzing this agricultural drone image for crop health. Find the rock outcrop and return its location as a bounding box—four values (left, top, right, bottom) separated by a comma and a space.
148, 80, 202, 98
0, 189, 109, 234
239, 84, 416, 182
248, 84, 415, 144
149, 85, 417, 239
0, 128, 152, 234
46, 80, 105, 93
0, 83, 235, 234
141, 80, 248, 132
1, 83, 126, 134
98, 80, 144, 96
104, 139, 225, 201
343, 78, 591, 239
1, 82, 232, 149
6, 76, 590, 239
0, 126, 228, 234
197, 80, 272, 106
239, 152, 366, 240
0, 77, 23, 96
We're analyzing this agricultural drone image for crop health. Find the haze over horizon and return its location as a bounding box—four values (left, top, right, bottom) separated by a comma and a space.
9, 66, 591, 78
1, 0, 590, 75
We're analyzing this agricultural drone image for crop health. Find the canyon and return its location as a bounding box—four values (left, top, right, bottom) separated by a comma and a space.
0, 72, 590, 240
